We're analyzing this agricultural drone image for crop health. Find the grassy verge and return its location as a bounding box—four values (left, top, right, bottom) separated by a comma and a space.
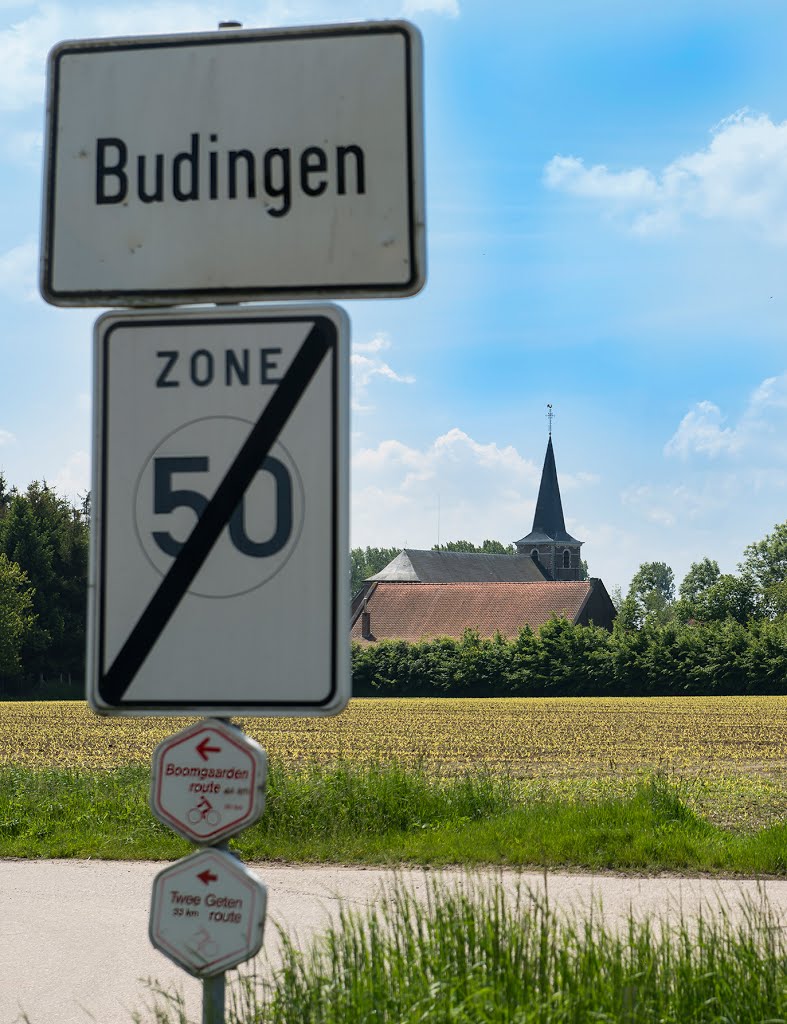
2, 761, 785, 875
134, 876, 787, 1024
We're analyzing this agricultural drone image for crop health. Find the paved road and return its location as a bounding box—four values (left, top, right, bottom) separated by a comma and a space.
3, 860, 785, 1024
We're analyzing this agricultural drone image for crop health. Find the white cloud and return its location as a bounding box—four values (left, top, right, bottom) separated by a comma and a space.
354, 437, 425, 473
353, 333, 391, 354
351, 333, 414, 412
355, 428, 535, 482
616, 374, 787, 568
544, 155, 659, 202
665, 372, 787, 460
352, 428, 552, 548
562, 470, 600, 490
0, 429, 16, 445
749, 373, 787, 411
544, 111, 787, 240
664, 401, 742, 459
0, 240, 38, 300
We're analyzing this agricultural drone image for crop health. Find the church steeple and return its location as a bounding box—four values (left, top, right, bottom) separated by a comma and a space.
515, 416, 583, 580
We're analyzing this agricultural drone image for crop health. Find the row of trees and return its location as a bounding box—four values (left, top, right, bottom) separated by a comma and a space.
1, 473, 786, 697
351, 527, 787, 697
350, 539, 587, 594
618, 521, 787, 629
352, 615, 787, 697
0, 476, 89, 688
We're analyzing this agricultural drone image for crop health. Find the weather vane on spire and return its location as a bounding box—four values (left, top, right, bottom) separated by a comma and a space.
546, 404, 554, 437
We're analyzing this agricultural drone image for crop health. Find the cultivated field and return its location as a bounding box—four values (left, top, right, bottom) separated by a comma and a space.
2, 696, 785, 830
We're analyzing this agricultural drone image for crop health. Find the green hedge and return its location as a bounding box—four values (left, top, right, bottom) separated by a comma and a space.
352, 617, 787, 697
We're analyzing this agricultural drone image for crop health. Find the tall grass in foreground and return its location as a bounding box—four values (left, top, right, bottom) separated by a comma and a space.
137, 876, 787, 1024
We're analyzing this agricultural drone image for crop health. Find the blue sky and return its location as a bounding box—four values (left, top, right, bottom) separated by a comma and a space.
3, 0, 787, 594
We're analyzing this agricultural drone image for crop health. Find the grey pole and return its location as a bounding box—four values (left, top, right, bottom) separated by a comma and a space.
201, 719, 242, 1023
203, 973, 226, 1024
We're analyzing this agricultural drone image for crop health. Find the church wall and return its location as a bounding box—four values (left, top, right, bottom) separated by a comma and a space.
524, 543, 583, 581
576, 580, 617, 630
554, 548, 583, 581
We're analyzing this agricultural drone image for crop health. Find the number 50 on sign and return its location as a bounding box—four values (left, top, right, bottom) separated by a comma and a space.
88, 305, 349, 717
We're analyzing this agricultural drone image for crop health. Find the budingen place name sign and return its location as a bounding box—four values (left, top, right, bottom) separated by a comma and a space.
40, 21, 425, 307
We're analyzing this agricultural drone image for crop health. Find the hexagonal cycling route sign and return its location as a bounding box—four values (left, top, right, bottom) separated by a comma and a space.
150, 848, 267, 977
150, 718, 267, 845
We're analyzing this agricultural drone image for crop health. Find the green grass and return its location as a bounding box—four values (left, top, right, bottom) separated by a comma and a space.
1, 761, 784, 875
134, 876, 787, 1024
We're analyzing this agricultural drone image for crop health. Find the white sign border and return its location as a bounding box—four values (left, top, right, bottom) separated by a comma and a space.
87, 303, 349, 717
40, 20, 425, 307
149, 847, 268, 977
149, 719, 268, 844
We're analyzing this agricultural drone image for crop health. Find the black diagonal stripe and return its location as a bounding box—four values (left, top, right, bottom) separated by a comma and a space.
100, 320, 332, 705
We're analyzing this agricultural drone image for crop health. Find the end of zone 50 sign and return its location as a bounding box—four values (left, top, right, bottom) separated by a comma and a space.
88, 305, 349, 716
40, 21, 425, 306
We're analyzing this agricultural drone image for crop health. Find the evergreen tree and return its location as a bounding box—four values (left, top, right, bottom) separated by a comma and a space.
0, 473, 15, 522
0, 483, 89, 679
0, 492, 54, 675
0, 554, 36, 677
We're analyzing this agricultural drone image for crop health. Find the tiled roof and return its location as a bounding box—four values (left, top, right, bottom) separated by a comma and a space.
367, 549, 548, 583
350, 581, 593, 642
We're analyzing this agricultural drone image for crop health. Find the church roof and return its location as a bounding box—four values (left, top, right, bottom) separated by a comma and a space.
367, 548, 549, 584
351, 581, 594, 642
516, 436, 582, 546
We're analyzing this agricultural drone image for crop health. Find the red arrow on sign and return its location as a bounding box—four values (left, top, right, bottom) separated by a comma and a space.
197, 869, 218, 885
196, 737, 221, 761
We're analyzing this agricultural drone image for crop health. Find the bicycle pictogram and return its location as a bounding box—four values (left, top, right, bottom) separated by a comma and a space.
191, 927, 219, 959
187, 796, 220, 826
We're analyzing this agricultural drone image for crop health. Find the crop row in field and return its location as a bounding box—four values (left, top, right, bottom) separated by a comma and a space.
1, 695, 784, 773
0, 696, 785, 833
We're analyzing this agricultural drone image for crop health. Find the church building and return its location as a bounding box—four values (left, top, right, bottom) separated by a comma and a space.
351, 428, 617, 642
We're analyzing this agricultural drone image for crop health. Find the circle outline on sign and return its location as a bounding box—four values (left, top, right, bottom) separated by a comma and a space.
132, 415, 305, 599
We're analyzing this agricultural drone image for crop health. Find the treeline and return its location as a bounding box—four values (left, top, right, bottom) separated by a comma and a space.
0, 477, 88, 696
350, 539, 587, 594
352, 522, 787, 697
352, 616, 787, 697
2, 475, 787, 699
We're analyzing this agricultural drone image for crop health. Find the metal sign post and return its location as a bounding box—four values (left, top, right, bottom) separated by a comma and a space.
203, 974, 225, 1024
149, 721, 269, 1024
38, 18, 426, 1023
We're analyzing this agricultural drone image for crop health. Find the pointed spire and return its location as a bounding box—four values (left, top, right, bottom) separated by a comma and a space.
515, 429, 581, 547
532, 435, 567, 538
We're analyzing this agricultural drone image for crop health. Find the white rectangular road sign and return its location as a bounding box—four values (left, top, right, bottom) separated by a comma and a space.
88, 305, 349, 716
41, 21, 425, 306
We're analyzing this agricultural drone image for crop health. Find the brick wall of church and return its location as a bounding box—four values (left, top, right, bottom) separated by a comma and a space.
523, 543, 582, 581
